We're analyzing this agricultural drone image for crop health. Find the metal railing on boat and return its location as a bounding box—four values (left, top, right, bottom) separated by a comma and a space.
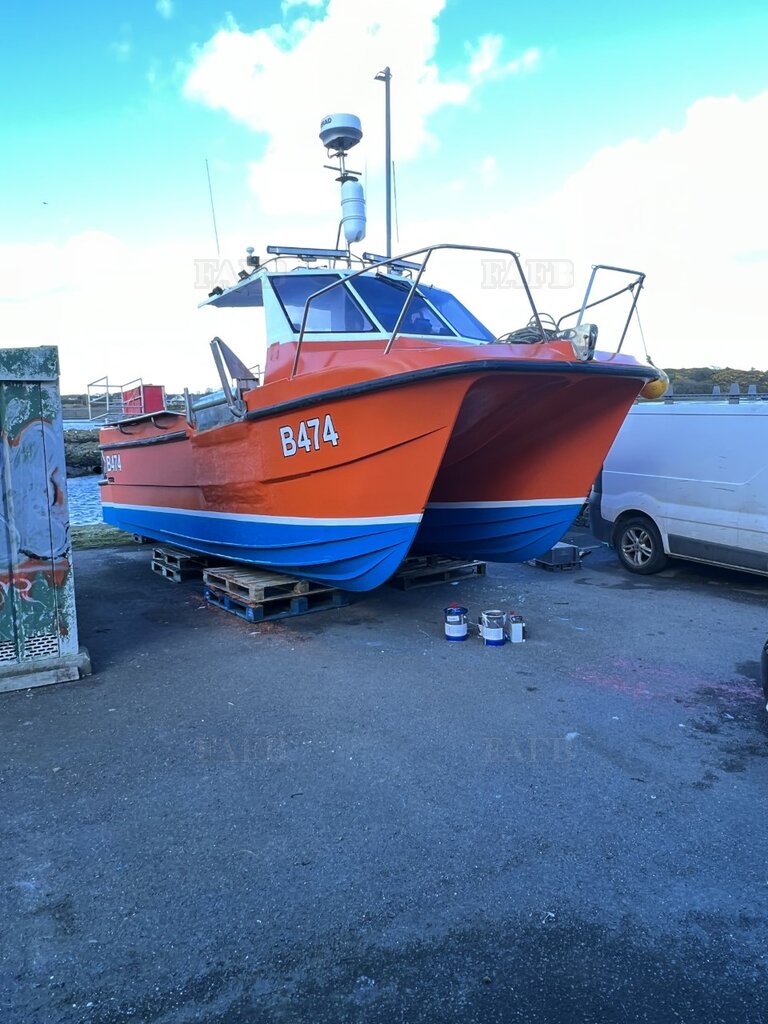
292, 243, 542, 378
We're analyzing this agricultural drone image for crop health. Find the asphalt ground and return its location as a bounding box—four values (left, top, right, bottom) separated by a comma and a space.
2, 535, 767, 1024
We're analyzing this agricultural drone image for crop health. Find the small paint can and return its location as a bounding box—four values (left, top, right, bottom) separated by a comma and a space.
444, 604, 468, 641
507, 611, 526, 644
480, 609, 506, 646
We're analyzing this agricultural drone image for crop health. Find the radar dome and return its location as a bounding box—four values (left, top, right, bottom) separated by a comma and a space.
319, 113, 363, 153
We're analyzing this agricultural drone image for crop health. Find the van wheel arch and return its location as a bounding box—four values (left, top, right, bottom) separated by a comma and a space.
613, 513, 668, 575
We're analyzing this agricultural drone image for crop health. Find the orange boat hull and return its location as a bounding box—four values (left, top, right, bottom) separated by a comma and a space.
100, 373, 473, 589
100, 344, 653, 588
414, 370, 642, 559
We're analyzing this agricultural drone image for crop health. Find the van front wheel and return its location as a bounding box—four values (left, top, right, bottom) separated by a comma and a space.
615, 516, 668, 574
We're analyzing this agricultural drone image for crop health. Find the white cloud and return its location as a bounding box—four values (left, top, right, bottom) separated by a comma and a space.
0, 233, 265, 394
466, 35, 540, 82
6, 3, 766, 397
3, 90, 766, 396
110, 23, 132, 61
155, 0, 174, 19
281, 0, 325, 9
466, 34, 501, 79
110, 40, 132, 61
508, 47, 541, 75
182, 1, 536, 229
412, 90, 768, 370
520, 91, 768, 366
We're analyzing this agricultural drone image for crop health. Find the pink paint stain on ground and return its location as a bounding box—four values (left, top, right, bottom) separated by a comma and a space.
575, 658, 758, 707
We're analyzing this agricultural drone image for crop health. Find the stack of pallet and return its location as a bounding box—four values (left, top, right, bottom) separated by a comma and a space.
390, 554, 487, 590
151, 545, 210, 583
202, 566, 350, 623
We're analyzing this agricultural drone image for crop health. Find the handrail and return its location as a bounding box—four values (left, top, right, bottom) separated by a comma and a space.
291, 243, 543, 378
87, 375, 145, 420
569, 264, 645, 354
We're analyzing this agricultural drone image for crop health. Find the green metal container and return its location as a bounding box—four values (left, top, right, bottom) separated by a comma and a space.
0, 347, 90, 691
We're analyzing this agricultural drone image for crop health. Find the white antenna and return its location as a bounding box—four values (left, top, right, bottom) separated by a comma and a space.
319, 114, 366, 245
205, 158, 220, 257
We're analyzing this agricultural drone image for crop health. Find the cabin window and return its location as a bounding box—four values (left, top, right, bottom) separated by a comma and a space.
271, 274, 376, 334
351, 275, 455, 337
417, 284, 495, 342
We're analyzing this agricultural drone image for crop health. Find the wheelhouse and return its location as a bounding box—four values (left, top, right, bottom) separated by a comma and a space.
203, 265, 495, 346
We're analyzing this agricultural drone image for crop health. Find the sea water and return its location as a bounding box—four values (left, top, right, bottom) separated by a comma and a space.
66, 475, 103, 525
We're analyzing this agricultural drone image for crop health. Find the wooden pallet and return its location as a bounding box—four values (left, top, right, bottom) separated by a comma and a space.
204, 583, 349, 623
203, 566, 312, 603
150, 560, 202, 583
151, 546, 211, 583
391, 555, 487, 590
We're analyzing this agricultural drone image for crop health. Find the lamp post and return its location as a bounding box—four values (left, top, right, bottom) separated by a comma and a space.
374, 66, 392, 258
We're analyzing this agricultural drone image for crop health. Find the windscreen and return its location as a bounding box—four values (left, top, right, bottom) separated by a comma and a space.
351, 275, 455, 337
271, 274, 376, 333
352, 274, 493, 340
417, 284, 495, 341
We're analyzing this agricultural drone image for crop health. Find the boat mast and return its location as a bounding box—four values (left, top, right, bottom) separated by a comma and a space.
375, 66, 392, 258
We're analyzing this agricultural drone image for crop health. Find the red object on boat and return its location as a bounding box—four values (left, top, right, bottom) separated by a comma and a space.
121, 384, 165, 416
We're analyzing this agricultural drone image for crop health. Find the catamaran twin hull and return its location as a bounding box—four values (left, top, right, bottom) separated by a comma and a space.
100, 353, 647, 591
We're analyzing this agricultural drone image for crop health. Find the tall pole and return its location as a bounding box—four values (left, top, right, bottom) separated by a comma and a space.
205, 158, 220, 258
375, 66, 392, 258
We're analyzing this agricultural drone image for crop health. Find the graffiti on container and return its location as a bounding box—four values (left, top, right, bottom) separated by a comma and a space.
0, 419, 70, 612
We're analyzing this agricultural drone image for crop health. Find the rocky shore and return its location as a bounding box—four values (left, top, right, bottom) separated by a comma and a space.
64, 427, 101, 477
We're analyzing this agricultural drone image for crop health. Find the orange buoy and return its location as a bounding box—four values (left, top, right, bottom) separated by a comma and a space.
640, 370, 670, 400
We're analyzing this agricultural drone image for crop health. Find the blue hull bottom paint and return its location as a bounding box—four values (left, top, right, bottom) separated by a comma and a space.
413, 500, 583, 562
102, 503, 421, 592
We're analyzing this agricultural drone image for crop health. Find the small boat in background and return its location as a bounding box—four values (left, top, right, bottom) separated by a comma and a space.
100, 112, 663, 590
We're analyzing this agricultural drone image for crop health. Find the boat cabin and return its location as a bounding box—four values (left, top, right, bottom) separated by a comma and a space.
201, 254, 495, 348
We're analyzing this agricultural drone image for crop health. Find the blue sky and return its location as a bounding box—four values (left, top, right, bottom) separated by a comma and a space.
1, 0, 767, 389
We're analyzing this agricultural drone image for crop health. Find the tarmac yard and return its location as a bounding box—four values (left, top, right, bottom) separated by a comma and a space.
2, 539, 767, 1024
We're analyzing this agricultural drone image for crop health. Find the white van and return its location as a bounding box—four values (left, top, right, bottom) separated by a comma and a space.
589, 400, 768, 576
